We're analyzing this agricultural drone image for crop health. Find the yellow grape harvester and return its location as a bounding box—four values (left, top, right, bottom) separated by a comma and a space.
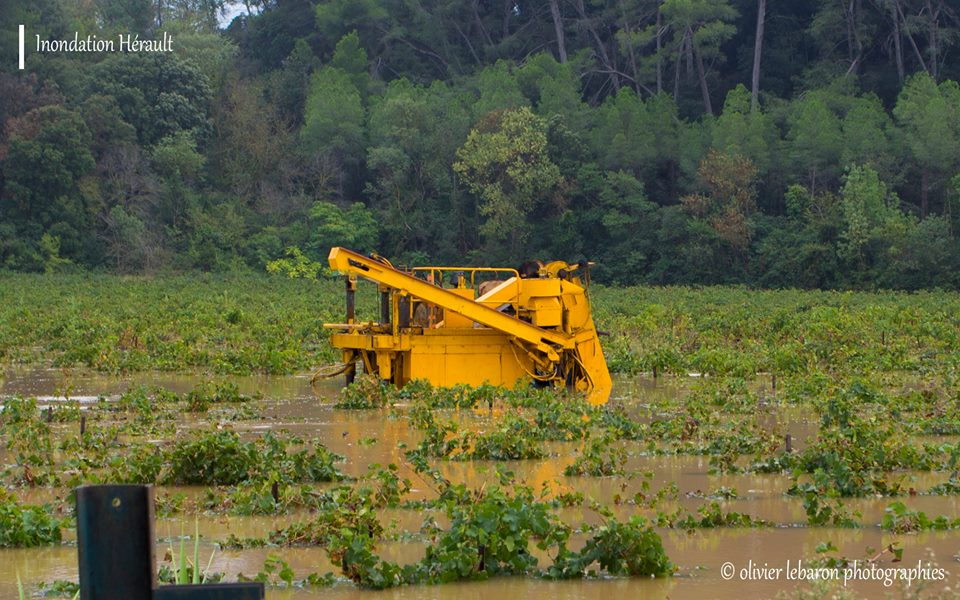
323, 247, 612, 405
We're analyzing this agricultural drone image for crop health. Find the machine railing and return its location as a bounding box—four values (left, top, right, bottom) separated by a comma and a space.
410, 266, 522, 310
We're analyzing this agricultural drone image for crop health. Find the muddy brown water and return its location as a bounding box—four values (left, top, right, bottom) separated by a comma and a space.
1, 368, 958, 599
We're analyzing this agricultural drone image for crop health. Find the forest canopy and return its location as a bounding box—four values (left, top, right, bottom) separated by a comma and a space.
1, 0, 960, 289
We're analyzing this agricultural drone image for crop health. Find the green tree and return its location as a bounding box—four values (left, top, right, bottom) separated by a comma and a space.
591, 90, 696, 203
680, 150, 758, 265
152, 131, 205, 181
301, 66, 365, 165
473, 61, 529, 118
94, 0, 153, 35
454, 107, 562, 258
883, 215, 957, 289
103, 205, 159, 272
595, 171, 659, 283
711, 84, 777, 175
1, 105, 97, 265
785, 92, 843, 195
365, 79, 472, 261
838, 164, 901, 269
92, 53, 213, 146
516, 53, 586, 130
307, 201, 379, 256
840, 94, 896, 181
660, 0, 738, 114
893, 72, 960, 217
331, 31, 371, 98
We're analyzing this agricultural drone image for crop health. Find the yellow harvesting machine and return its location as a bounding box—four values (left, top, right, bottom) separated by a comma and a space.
323, 247, 612, 405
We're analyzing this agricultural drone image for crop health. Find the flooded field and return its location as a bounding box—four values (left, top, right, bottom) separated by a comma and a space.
3, 366, 960, 600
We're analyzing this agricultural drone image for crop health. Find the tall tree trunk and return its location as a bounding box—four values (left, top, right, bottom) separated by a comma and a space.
926, 0, 941, 80
673, 34, 683, 101
574, 0, 620, 91
548, 0, 567, 63
896, 1, 930, 73
693, 38, 713, 115
473, 0, 493, 47
617, 4, 640, 94
751, 0, 766, 112
502, 0, 511, 39
454, 22, 482, 65
891, 0, 905, 83
844, 0, 864, 74
921, 167, 930, 218
656, 8, 663, 94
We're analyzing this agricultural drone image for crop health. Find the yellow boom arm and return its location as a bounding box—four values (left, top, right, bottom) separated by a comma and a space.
328, 247, 572, 358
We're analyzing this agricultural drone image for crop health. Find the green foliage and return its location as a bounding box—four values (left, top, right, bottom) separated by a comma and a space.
152, 131, 205, 180
469, 415, 546, 460
269, 487, 384, 547
576, 516, 673, 576
166, 431, 258, 485
265, 247, 326, 279
786, 91, 843, 193
184, 381, 254, 412
882, 501, 960, 533
92, 53, 212, 146
838, 164, 901, 267
0, 274, 344, 373
712, 85, 776, 173
301, 66, 365, 162
165, 431, 344, 485
307, 201, 378, 256
894, 73, 960, 191
793, 483, 862, 527
454, 107, 562, 255
336, 374, 392, 409
564, 435, 627, 477
0, 490, 63, 547
3, 1, 960, 288
321, 469, 672, 588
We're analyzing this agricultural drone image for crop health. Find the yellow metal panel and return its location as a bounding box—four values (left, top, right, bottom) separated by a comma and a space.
444, 353, 501, 386
376, 352, 393, 379
499, 345, 527, 383
517, 279, 561, 302
530, 297, 562, 327
406, 331, 529, 388
409, 352, 444, 383
444, 288, 476, 328
330, 333, 411, 351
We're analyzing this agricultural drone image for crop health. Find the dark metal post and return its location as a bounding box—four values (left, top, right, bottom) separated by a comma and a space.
398, 295, 410, 329
345, 275, 356, 324
380, 289, 391, 325
77, 485, 155, 600
75, 484, 264, 600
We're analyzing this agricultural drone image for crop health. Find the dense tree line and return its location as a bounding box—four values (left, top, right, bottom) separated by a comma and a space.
1, 0, 959, 288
